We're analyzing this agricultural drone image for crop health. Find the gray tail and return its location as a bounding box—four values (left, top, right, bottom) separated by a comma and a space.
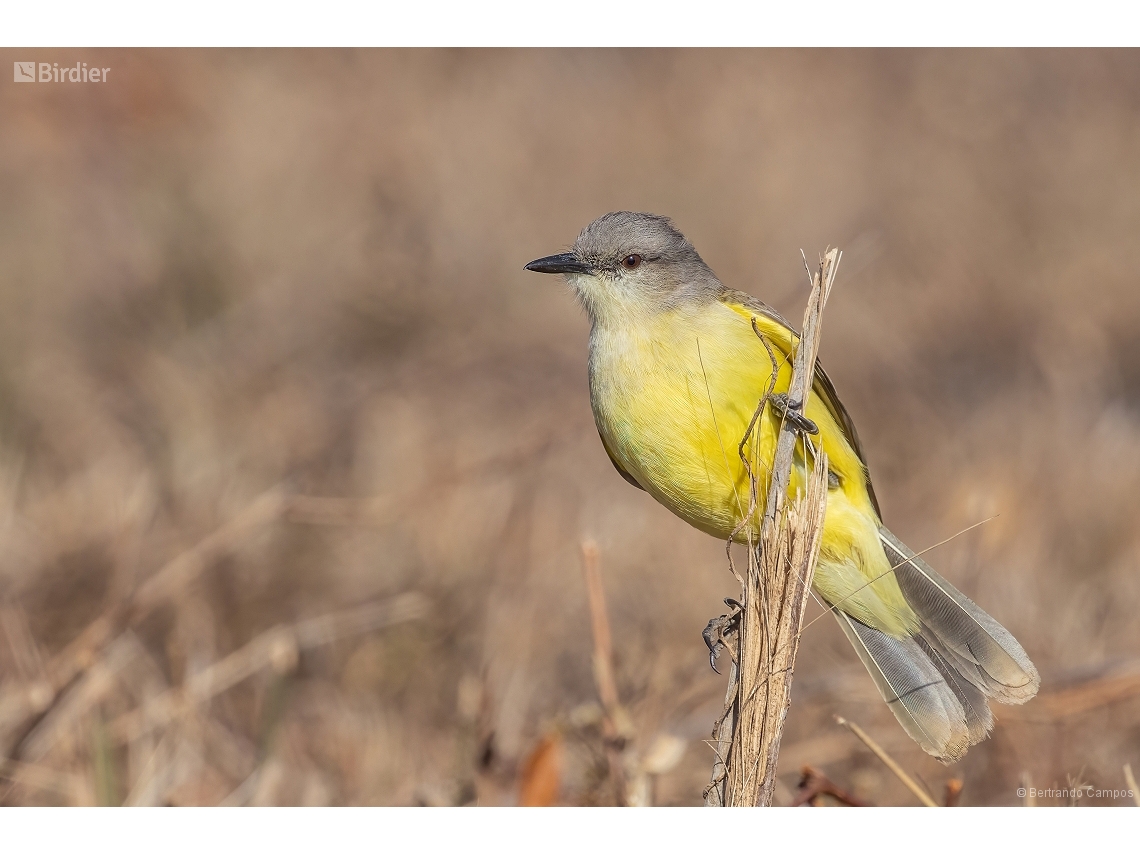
833, 527, 1040, 763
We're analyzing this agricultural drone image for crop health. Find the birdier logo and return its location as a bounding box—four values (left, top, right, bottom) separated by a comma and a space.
13, 62, 110, 83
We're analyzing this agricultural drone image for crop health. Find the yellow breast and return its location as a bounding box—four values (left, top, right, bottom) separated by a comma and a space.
589, 300, 856, 537
588, 298, 918, 635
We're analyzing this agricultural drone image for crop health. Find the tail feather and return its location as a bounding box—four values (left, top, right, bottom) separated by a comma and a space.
878, 527, 1040, 704
831, 527, 1040, 763
914, 633, 993, 746
833, 610, 971, 762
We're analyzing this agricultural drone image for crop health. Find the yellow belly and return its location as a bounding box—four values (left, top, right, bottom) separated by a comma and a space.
589, 300, 918, 635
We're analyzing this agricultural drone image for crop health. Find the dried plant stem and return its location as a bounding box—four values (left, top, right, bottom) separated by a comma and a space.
0, 758, 85, 802
1036, 661, 1140, 718
1124, 763, 1140, 807
108, 592, 428, 743
0, 488, 290, 793
709, 249, 839, 807
705, 658, 738, 806
581, 541, 628, 806
836, 715, 938, 807
724, 456, 827, 806
1021, 771, 1036, 807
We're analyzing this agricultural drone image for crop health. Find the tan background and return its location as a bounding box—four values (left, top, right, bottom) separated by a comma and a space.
1, 49, 1138, 806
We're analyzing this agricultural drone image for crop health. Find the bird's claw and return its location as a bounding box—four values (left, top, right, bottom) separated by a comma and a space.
703, 598, 743, 674
703, 625, 727, 673
770, 393, 818, 435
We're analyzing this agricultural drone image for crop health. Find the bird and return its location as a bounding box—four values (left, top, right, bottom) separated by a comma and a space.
525, 211, 1039, 763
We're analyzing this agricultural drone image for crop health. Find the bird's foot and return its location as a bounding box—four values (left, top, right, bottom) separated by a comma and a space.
770, 393, 818, 435
703, 598, 743, 674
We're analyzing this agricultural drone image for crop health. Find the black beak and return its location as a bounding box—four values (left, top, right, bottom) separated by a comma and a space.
524, 252, 592, 275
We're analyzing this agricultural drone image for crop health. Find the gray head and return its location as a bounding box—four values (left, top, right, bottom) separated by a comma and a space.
525, 212, 722, 325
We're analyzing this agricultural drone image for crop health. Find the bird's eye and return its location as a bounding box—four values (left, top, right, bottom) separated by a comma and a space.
621, 254, 643, 270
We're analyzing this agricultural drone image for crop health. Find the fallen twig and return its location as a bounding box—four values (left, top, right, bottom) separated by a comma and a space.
791, 765, 871, 806
835, 715, 938, 807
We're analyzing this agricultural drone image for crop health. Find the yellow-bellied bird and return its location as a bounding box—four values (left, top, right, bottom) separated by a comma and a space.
526, 212, 1039, 762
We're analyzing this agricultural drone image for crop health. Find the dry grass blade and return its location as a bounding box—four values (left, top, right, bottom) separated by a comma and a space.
0, 487, 298, 788
20, 632, 141, 763
704, 658, 739, 807
0, 681, 54, 752
219, 767, 262, 807
799, 515, 997, 634
835, 715, 938, 807
1, 606, 46, 683
1124, 763, 1140, 807
1021, 771, 1036, 807
581, 541, 630, 806
1037, 661, 1140, 718
0, 758, 85, 803
285, 494, 396, 527
582, 541, 619, 715
131, 489, 289, 615
291, 592, 430, 648
0, 487, 291, 763
122, 730, 177, 807
108, 592, 428, 742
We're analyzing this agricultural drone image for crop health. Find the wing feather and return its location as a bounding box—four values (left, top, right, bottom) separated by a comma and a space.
833, 610, 971, 762
718, 289, 881, 516
879, 527, 1040, 704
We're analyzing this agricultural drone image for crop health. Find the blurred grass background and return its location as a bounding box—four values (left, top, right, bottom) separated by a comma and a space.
0, 48, 1139, 806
